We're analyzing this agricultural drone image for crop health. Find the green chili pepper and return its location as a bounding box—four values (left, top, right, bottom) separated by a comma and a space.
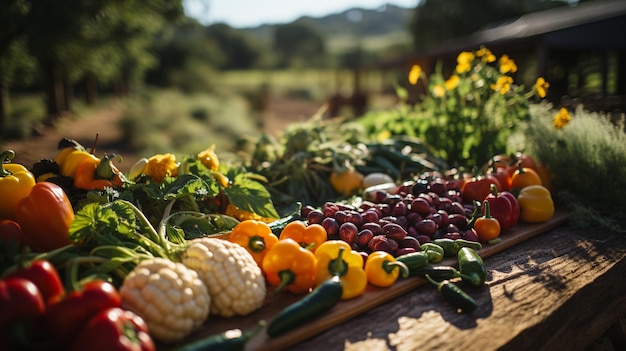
454, 239, 482, 252
175, 321, 264, 351
457, 247, 487, 287
425, 274, 477, 312
411, 265, 463, 280
420, 243, 445, 263
432, 238, 458, 257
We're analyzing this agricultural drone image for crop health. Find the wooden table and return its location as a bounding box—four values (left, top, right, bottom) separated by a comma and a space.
287, 217, 626, 351
169, 211, 626, 351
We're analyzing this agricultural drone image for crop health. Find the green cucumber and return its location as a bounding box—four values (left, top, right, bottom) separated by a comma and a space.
267, 275, 343, 338
457, 247, 487, 287
395, 251, 430, 274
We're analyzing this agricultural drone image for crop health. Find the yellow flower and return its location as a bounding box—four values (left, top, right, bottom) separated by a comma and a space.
490, 76, 513, 95
499, 55, 517, 74
377, 130, 392, 141
455, 51, 474, 74
433, 84, 445, 97
444, 75, 460, 90
553, 107, 571, 129
535, 77, 550, 98
408, 64, 422, 85
476, 47, 496, 63
198, 144, 220, 171
144, 153, 179, 183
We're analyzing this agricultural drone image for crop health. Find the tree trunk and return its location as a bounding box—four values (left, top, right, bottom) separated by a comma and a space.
0, 60, 7, 134
41, 58, 66, 125
84, 73, 97, 105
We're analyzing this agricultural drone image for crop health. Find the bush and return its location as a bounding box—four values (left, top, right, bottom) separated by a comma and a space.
358, 47, 547, 170
516, 103, 626, 230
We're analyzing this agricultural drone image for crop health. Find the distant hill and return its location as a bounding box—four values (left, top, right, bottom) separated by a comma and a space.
240, 4, 414, 53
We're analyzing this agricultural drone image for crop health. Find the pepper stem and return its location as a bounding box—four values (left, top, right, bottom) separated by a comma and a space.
272, 269, 296, 298
327, 247, 349, 277
382, 259, 410, 278
0, 150, 16, 177
249, 236, 266, 253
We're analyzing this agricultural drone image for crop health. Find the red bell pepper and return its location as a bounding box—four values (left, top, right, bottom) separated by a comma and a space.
5, 260, 65, 306
1, 277, 46, 350
70, 307, 155, 351
484, 184, 519, 230
46, 279, 122, 344
461, 175, 501, 204
14, 181, 74, 252
0, 277, 45, 328
0, 219, 26, 247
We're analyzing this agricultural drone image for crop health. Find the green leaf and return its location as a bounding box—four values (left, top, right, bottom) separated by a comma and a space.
225, 173, 279, 219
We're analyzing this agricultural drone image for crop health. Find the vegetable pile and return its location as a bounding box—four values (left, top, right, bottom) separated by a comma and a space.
0, 132, 558, 349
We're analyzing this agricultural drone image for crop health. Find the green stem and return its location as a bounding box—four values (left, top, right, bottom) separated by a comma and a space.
383, 259, 410, 278
272, 270, 296, 298
328, 248, 348, 277
0, 150, 15, 177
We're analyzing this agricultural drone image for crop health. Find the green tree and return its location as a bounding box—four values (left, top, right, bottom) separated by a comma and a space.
273, 23, 327, 68
0, 0, 184, 127
205, 23, 261, 70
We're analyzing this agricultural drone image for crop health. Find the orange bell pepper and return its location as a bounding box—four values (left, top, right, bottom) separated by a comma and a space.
229, 219, 279, 267
510, 162, 542, 191
73, 155, 124, 190
14, 182, 74, 252
261, 238, 317, 295
314, 240, 367, 299
278, 220, 327, 252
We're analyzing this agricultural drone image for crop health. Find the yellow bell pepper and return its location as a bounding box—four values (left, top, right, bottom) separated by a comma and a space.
229, 219, 279, 267
364, 251, 409, 288
517, 185, 554, 223
314, 240, 367, 299
0, 150, 36, 220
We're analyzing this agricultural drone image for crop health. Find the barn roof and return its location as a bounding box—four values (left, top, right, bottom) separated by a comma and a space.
422, 0, 626, 56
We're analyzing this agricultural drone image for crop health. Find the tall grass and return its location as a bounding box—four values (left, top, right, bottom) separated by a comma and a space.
118, 89, 260, 160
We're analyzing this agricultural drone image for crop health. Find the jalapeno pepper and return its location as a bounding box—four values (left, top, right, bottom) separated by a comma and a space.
420, 243, 444, 263
424, 274, 477, 313
176, 321, 264, 351
457, 247, 487, 287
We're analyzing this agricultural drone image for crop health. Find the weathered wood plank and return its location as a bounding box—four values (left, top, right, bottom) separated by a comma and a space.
288, 223, 626, 351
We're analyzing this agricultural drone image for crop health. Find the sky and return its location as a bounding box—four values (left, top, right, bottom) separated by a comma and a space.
184, 0, 420, 28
